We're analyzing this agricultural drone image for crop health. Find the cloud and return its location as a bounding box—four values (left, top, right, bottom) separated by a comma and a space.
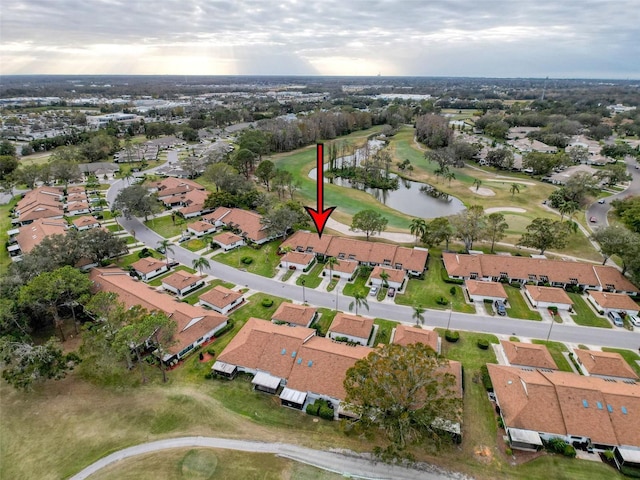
1, 0, 639, 77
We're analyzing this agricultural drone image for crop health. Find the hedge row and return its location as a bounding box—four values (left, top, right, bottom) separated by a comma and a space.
306, 399, 334, 420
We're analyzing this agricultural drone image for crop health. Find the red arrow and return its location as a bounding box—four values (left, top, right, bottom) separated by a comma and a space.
304, 143, 336, 238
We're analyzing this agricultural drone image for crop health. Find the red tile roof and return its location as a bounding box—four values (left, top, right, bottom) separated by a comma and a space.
199, 285, 243, 309
589, 291, 639, 311
271, 302, 317, 327
188, 220, 216, 233
212, 231, 243, 246
500, 340, 558, 369
72, 215, 100, 229
525, 285, 573, 305
392, 324, 439, 352
465, 279, 508, 299
15, 218, 67, 253
329, 313, 373, 340
328, 259, 359, 274
161, 270, 202, 291
203, 207, 270, 243
574, 349, 639, 380
370, 266, 406, 284
131, 257, 167, 274
281, 251, 315, 266
488, 364, 640, 447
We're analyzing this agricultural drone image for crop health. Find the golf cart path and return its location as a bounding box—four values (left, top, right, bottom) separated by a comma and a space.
68, 436, 465, 480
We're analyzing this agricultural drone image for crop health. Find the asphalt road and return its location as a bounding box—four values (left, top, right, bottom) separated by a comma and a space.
587, 157, 640, 227
107, 160, 640, 352
68, 436, 464, 480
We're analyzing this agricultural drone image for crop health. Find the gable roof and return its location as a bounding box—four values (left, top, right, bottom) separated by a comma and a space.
589, 291, 639, 311
281, 231, 428, 273
271, 302, 317, 327
188, 220, 216, 233
500, 340, 558, 370
281, 251, 315, 266
488, 364, 640, 447
15, 218, 67, 253
72, 215, 100, 229
328, 259, 359, 274
466, 279, 508, 299
131, 257, 167, 274
199, 285, 243, 309
574, 349, 639, 380
443, 252, 638, 294
212, 231, 243, 246
89, 268, 227, 356
161, 270, 202, 290
329, 313, 373, 340
370, 266, 406, 284
525, 285, 573, 305
203, 207, 269, 243
392, 324, 439, 352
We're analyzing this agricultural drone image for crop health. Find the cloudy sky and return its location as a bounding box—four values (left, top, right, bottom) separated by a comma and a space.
2, 0, 639, 78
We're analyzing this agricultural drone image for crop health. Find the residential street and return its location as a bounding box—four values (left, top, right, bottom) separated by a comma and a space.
587, 157, 640, 227
106, 170, 640, 352
68, 436, 464, 480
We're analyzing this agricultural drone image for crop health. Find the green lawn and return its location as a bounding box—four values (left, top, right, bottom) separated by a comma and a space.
395, 255, 475, 313
602, 348, 640, 377
183, 238, 206, 252
280, 269, 295, 282
148, 266, 197, 286
341, 274, 370, 297
0, 197, 18, 274
311, 308, 338, 336
114, 250, 162, 268
504, 286, 542, 321
568, 293, 612, 328
229, 292, 288, 323
531, 340, 573, 372
326, 278, 339, 292
105, 224, 123, 232
373, 318, 399, 344
122, 236, 138, 245
295, 261, 324, 288
215, 242, 281, 278
145, 215, 187, 238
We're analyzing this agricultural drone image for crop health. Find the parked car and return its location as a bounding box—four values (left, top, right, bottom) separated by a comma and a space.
494, 300, 507, 316
608, 311, 624, 327
387, 287, 396, 298
370, 286, 378, 296
589, 216, 597, 223
629, 315, 640, 327
598, 199, 606, 204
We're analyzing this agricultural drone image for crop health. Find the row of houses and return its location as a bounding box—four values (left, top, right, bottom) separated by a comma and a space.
214, 317, 461, 430
280, 231, 429, 277
443, 252, 638, 295
149, 177, 211, 219
185, 207, 277, 247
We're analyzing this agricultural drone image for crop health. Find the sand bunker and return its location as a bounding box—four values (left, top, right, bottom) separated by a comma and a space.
484, 207, 527, 214
469, 187, 496, 197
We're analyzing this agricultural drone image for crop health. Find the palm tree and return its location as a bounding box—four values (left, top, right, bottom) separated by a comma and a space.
326, 256, 339, 279
409, 218, 427, 245
380, 270, 389, 289
192, 257, 210, 276
123, 170, 134, 185
444, 171, 456, 185
510, 183, 520, 197
348, 290, 369, 316
473, 178, 482, 192
412, 305, 425, 326
157, 239, 175, 267
202, 233, 213, 251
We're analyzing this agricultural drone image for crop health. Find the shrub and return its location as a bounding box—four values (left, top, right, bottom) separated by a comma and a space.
548, 306, 558, 315
497, 417, 504, 428
204, 372, 213, 380
137, 247, 152, 258
449, 286, 457, 296
545, 437, 568, 454
603, 450, 615, 461
621, 466, 640, 479
318, 404, 335, 421
241, 256, 253, 265
261, 298, 274, 308
440, 267, 464, 284
505, 447, 513, 456
480, 364, 494, 391
214, 320, 235, 337
477, 338, 490, 350
436, 296, 449, 306
510, 281, 521, 289
306, 403, 319, 416
563, 445, 576, 458
207, 348, 216, 356
445, 330, 460, 343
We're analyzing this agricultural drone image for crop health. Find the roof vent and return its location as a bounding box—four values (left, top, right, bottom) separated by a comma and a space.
582, 400, 589, 408
291, 351, 296, 358
597, 402, 603, 410
297, 358, 302, 364
281, 348, 286, 355
607, 404, 613, 413
621, 407, 628, 415
307, 360, 313, 367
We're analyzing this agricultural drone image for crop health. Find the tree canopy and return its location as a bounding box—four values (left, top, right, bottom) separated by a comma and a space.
518, 218, 569, 254
343, 343, 461, 460
350, 209, 388, 241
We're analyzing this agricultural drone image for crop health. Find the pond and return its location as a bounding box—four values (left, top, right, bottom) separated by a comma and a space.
309, 140, 466, 219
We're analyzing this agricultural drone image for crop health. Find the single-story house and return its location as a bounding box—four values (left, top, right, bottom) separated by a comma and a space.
66, 201, 92, 216
587, 291, 639, 316
72, 215, 101, 231
391, 324, 440, 354
325, 259, 358, 281
327, 313, 374, 346
8, 218, 67, 259
187, 220, 217, 237
465, 279, 508, 303
66, 192, 88, 203
271, 302, 317, 327
199, 285, 244, 315
524, 285, 574, 311
67, 186, 86, 195
280, 251, 315, 271
369, 266, 406, 290
131, 257, 169, 281
212, 231, 245, 251
613, 447, 640, 473
572, 349, 639, 381
499, 340, 558, 370
203, 207, 275, 245
488, 364, 640, 452
161, 270, 205, 297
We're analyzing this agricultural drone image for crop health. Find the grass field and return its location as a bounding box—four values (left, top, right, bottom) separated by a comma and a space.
0, 197, 18, 274
531, 340, 573, 372
373, 318, 399, 344
145, 215, 188, 238
310, 308, 338, 336
89, 448, 344, 480
295, 261, 324, 288
148, 266, 197, 287
395, 255, 475, 313
569, 293, 612, 328
215, 242, 281, 278
341, 274, 370, 297
504, 286, 542, 321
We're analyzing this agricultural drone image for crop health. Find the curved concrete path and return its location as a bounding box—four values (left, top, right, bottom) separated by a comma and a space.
68, 436, 462, 480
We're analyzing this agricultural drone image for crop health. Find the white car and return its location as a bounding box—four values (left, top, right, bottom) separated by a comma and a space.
370, 286, 378, 296
630, 315, 640, 327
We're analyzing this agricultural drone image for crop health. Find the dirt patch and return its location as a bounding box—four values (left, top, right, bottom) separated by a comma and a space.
468, 187, 495, 197
473, 445, 493, 463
